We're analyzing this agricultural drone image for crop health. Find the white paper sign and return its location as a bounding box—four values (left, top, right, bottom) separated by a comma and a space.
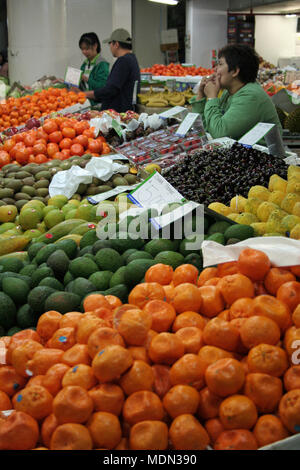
151, 201, 201, 230
238, 122, 275, 146
64, 66, 82, 87
175, 112, 200, 137
128, 171, 185, 208
87, 183, 140, 204
159, 106, 187, 119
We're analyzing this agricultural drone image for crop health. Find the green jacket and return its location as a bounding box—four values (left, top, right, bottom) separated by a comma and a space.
80, 54, 109, 104
190, 82, 282, 142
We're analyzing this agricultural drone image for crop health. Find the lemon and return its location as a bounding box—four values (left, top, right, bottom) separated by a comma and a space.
288, 165, 300, 180
281, 215, 300, 232
248, 185, 270, 201
250, 222, 267, 236
208, 202, 231, 216
230, 195, 247, 213
243, 197, 261, 215
281, 193, 300, 214
257, 202, 279, 222
144, 163, 162, 174
236, 212, 258, 225
268, 174, 287, 193
268, 191, 286, 206
226, 213, 239, 222
290, 223, 300, 240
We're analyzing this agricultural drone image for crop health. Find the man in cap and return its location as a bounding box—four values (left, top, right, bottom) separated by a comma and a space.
84, 28, 140, 113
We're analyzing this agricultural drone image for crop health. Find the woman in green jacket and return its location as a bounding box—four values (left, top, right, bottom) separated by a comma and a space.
190, 44, 281, 141
79, 33, 109, 105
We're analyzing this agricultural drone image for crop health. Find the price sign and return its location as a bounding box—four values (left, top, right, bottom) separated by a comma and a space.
159, 106, 187, 120
151, 201, 201, 230
238, 122, 275, 146
128, 171, 185, 208
64, 67, 83, 87
112, 119, 124, 138
175, 112, 200, 137
87, 183, 140, 204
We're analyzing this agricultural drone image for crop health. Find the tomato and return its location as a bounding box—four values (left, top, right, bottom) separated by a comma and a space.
33, 142, 47, 155
74, 120, 89, 135
83, 128, 95, 138
48, 131, 63, 144
88, 140, 103, 154
73, 134, 88, 148
61, 149, 71, 160
59, 138, 72, 150
36, 128, 49, 141
0, 150, 10, 167
97, 135, 106, 143
47, 142, 60, 158
101, 143, 111, 155
35, 154, 48, 164
23, 134, 36, 147
52, 151, 64, 160
15, 147, 29, 165
70, 143, 84, 156
43, 119, 59, 134
3, 138, 16, 152
62, 127, 76, 139
14, 133, 25, 143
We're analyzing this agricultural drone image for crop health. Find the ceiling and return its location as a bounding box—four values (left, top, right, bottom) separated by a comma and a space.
230, 1, 300, 13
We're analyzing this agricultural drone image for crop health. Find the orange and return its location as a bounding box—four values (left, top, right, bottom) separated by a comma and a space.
264, 268, 296, 296
197, 267, 218, 287
253, 414, 290, 448
172, 264, 199, 286
229, 297, 254, 320
238, 248, 271, 281
62, 344, 91, 366
91, 345, 133, 382
218, 274, 254, 306
204, 418, 225, 444
105, 295, 122, 310
122, 390, 164, 425
117, 308, 152, 346
279, 389, 300, 433
127, 346, 150, 364
204, 277, 221, 287
169, 414, 210, 450
144, 329, 158, 350
175, 326, 203, 354
292, 305, 300, 327
205, 358, 245, 397
240, 315, 281, 350
128, 282, 165, 309
6, 329, 41, 365
284, 366, 300, 391
26, 375, 45, 388
198, 285, 224, 318
197, 386, 222, 419
12, 385, 53, 421
284, 326, 300, 360
83, 293, 111, 312
162, 284, 175, 303
203, 317, 240, 352
88, 384, 124, 415
217, 261, 239, 278
0, 390, 12, 411
0, 366, 26, 397
251, 295, 291, 332
171, 283, 202, 314
26, 348, 64, 376
244, 373, 283, 413
172, 311, 206, 331
43, 363, 70, 396
169, 353, 204, 390
152, 364, 172, 398
36, 311, 63, 344
11, 340, 43, 377
129, 420, 168, 450
290, 265, 300, 277
47, 327, 76, 351
214, 429, 258, 450
0, 411, 39, 450
76, 316, 109, 344
113, 304, 137, 330
62, 364, 97, 390
115, 437, 129, 450
277, 281, 300, 313
198, 345, 234, 375
148, 332, 184, 365
93, 307, 113, 327
41, 414, 59, 448
50, 423, 93, 450
143, 300, 176, 332
53, 385, 93, 424
145, 264, 173, 285
248, 344, 288, 377
87, 327, 125, 359
163, 384, 200, 418
59, 311, 83, 330
119, 360, 154, 395
219, 394, 258, 430
87, 412, 122, 449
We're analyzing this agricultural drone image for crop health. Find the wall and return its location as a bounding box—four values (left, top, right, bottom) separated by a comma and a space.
229, 0, 290, 9
132, 0, 167, 68
186, 0, 229, 68
0, 0, 7, 53
7, 0, 132, 85
255, 15, 297, 65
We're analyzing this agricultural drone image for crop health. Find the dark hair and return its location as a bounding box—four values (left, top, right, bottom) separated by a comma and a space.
112, 40, 132, 51
79, 33, 101, 53
218, 45, 259, 83
0, 49, 8, 64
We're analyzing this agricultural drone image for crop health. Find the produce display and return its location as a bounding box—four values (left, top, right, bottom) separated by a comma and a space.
141, 63, 214, 77
0, 88, 87, 133
0, 247, 300, 450
138, 87, 193, 108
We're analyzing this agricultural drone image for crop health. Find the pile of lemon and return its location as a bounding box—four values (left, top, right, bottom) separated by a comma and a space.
208, 165, 300, 239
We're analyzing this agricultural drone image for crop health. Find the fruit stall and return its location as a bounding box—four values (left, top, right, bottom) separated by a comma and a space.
1, 80, 300, 452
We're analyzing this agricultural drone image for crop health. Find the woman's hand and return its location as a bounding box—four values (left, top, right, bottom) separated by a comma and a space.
197, 75, 216, 100
204, 74, 221, 99
81, 74, 89, 83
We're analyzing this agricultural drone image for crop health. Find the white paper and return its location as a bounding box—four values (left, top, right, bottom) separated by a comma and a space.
202, 236, 300, 268
238, 122, 275, 146
175, 112, 200, 137
65, 67, 82, 87
87, 183, 140, 204
151, 201, 200, 230
128, 172, 184, 208
159, 106, 187, 119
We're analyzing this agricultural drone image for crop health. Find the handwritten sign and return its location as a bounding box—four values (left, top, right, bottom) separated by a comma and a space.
175, 112, 200, 137
238, 122, 275, 146
64, 67, 83, 87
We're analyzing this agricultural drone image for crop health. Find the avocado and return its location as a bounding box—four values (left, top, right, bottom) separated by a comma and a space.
224, 224, 255, 241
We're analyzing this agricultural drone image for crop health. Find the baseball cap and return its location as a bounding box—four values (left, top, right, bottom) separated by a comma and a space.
103, 28, 132, 45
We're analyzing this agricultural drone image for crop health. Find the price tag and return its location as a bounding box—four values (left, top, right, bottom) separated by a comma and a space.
238, 122, 275, 146
64, 67, 83, 87
159, 106, 187, 120
128, 171, 185, 208
103, 153, 129, 161
175, 112, 200, 137
151, 201, 201, 230
112, 119, 124, 138
87, 183, 140, 204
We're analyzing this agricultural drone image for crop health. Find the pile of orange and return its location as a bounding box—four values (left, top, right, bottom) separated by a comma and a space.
1, 247, 300, 450
0, 88, 86, 133
0, 117, 111, 167
140, 63, 214, 77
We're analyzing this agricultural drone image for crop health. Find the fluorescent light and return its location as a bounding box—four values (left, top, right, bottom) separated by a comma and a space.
149, 0, 179, 5
285, 14, 297, 18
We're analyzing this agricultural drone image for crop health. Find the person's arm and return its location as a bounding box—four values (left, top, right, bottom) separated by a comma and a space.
88, 62, 109, 91
88, 57, 129, 103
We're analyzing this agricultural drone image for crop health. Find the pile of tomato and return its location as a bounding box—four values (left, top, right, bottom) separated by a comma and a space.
0, 88, 87, 133
141, 63, 214, 77
0, 117, 111, 167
